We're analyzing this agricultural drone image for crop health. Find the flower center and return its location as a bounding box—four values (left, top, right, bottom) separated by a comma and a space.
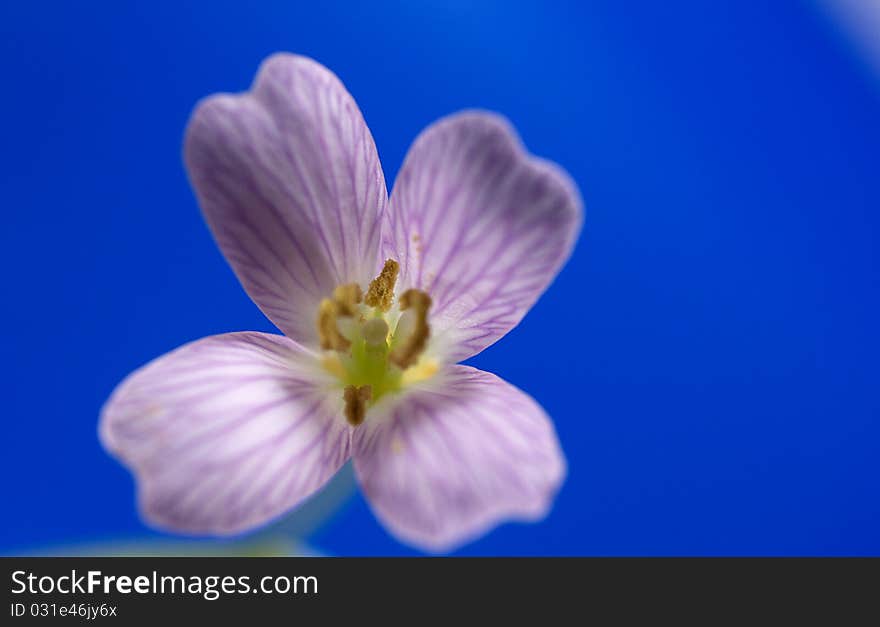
317, 259, 437, 425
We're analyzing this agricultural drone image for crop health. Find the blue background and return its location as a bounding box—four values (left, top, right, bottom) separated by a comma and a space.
2, 1, 878, 556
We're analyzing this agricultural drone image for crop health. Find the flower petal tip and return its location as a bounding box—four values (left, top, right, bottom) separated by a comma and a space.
352, 365, 567, 553
398, 464, 567, 555
98, 333, 352, 538
182, 53, 387, 346
385, 109, 584, 362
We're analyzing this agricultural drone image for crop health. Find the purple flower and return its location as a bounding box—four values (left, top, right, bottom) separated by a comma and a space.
100, 54, 582, 552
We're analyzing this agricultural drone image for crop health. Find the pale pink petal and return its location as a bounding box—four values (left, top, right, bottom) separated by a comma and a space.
352, 365, 566, 552
100, 332, 350, 535
384, 111, 582, 362
185, 54, 387, 346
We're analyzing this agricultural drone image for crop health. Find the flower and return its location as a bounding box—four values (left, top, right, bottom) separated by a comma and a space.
100, 53, 582, 552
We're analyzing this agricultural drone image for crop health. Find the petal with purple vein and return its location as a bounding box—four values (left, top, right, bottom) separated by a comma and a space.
384, 111, 582, 362
185, 54, 388, 346
352, 365, 566, 552
100, 332, 350, 535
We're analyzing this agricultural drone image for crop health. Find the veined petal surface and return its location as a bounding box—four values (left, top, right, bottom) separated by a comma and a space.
185, 54, 387, 346
100, 332, 350, 535
352, 365, 566, 552
384, 111, 582, 362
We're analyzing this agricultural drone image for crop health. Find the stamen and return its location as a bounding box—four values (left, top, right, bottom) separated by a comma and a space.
333, 282, 362, 316
316, 259, 437, 425
343, 384, 372, 426
364, 259, 399, 312
390, 289, 432, 369
318, 284, 364, 350
317, 299, 350, 351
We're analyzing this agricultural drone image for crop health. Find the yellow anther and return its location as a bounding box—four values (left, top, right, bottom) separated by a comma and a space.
364, 259, 399, 312
317, 299, 350, 351
390, 288, 432, 369
343, 384, 372, 426
333, 282, 362, 316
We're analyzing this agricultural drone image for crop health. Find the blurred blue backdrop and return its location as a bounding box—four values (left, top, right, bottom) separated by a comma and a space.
1, 0, 878, 556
